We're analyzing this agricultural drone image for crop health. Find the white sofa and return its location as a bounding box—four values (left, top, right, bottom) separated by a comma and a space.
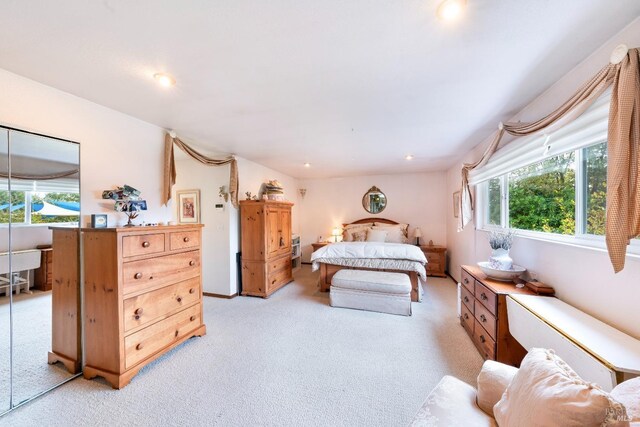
410, 359, 640, 426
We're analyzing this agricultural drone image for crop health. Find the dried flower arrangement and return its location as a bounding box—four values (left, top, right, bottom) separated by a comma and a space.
488, 229, 516, 251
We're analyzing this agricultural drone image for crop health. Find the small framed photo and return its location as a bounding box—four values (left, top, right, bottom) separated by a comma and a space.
91, 214, 108, 228
453, 191, 461, 218
177, 190, 200, 224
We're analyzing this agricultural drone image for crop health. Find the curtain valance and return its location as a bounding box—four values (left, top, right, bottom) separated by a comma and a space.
162, 133, 239, 209
460, 45, 639, 273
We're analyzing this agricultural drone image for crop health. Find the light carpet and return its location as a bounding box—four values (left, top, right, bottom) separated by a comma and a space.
1, 265, 483, 426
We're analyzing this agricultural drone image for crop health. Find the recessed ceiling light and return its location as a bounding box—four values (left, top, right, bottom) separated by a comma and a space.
153, 73, 176, 87
437, 0, 465, 21
405, 155, 414, 160
304, 162, 311, 168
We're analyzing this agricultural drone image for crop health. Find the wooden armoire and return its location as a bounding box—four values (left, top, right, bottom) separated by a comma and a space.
240, 200, 294, 298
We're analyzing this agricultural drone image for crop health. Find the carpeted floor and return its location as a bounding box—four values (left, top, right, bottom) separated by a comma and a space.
0, 291, 75, 411
1, 265, 483, 426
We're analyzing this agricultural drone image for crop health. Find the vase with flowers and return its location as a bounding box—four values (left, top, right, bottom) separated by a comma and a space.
488, 230, 516, 270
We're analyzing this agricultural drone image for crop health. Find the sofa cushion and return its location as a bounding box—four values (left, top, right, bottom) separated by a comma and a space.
476, 360, 518, 416
410, 375, 497, 427
331, 270, 411, 294
494, 348, 630, 427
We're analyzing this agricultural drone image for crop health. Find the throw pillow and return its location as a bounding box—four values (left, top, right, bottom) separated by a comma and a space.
366, 229, 388, 242
351, 230, 367, 242
343, 223, 373, 242
493, 348, 629, 427
372, 225, 406, 243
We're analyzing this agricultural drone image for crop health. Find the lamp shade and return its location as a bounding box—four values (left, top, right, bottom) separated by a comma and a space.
331, 227, 342, 237
414, 227, 423, 238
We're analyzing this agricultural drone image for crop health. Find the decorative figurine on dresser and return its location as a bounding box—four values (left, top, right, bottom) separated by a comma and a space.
240, 200, 294, 298
82, 224, 206, 389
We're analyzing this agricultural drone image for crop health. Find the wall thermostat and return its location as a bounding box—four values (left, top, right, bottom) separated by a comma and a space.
215, 203, 224, 211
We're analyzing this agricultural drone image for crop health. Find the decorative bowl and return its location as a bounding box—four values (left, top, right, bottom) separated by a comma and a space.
477, 261, 526, 282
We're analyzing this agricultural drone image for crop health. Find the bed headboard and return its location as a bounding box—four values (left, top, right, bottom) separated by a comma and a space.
342, 218, 405, 227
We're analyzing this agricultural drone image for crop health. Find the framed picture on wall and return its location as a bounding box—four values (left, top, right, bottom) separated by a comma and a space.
177, 189, 201, 224
453, 191, 461, 218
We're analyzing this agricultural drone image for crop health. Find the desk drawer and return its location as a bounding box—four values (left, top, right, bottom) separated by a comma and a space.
170, 230, 200, 251
460, 285, 474, 313
473, 319, 496, 360
123, 250, 200, 295
461, 269, 475, 292
474, 300, 497, 340
475, 281, 497, 315
122, 233, 165, 258
124, 303, 201, 369
123, 277, 200, 332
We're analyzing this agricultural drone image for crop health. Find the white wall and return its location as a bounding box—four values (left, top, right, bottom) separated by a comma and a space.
0, 68, 172, 254
298, 172, 447, 262
446, 18, 640, 339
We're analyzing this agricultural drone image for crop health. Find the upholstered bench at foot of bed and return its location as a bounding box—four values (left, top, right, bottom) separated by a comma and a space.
330, 270, 412, 316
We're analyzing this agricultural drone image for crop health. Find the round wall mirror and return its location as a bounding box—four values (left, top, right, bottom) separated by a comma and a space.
362, 186, 387, 214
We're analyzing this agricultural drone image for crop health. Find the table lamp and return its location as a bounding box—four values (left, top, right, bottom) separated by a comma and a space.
414, 227, 423, 246
332, 227, 342, 242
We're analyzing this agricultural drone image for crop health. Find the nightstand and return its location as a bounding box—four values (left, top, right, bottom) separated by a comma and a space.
419, 245, 447, 277
311, 242, 330, 252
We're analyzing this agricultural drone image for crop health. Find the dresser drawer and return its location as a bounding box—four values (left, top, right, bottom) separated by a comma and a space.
474, 300, 497, 340
460, 269, 475, 292
460, 303, 474, 335
124, 303, 201, 370
426, 262, 441, 272
123, 277, 201, 332
170, 230, 200, 251
460, 285, 474, 313
267, 268, 292, 292
425, 252, 441, 262
122, 233, 165, 258
475, 281, 497, 315
123, 250, 200, 295
473, 319, 496, 360
267, 255, 291, 275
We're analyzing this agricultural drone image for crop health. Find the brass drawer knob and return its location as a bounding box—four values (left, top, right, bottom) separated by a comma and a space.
189, 288, 195, 294
134, 272, 143, 280
463, 313, 469, 320
136, 343, 143, 350
463, 296, 469, 303
480, 314, 487, 323
142, 241, 150, 248
189, 260, 195, 266
190, 315, 196, 321
464, 278, 469, 284
481, 293, 488, 301
480, 335, 486, 343
183, 236, 190, 243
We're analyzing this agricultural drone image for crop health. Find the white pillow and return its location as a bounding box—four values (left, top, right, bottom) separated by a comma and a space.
372, 225, 406, 243
373, 223, 409, 240
366, 229, 388, 242
493, 348, 629, 427
342, 223, 373, 242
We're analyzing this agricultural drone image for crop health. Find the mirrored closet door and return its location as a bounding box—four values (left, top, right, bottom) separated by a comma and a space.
0, 126, 81, 414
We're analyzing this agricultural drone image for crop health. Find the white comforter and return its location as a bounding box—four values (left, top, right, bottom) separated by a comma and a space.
311, 242, 428, 281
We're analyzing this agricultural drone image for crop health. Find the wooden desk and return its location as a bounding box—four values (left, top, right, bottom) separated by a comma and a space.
460, 265, 537, 367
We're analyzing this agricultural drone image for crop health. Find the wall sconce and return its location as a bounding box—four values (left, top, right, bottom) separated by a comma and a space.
414, 227, 423, 246
219, 186, 229, 202
298, 188, 307, 199
331, 227, 342, 242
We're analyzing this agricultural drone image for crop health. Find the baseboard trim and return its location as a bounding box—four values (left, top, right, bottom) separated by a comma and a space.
203, 292, 238, 299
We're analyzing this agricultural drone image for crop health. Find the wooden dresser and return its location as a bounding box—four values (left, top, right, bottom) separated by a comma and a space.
460, 265, 535, 367
34, 246, 53, 291
240, 200, 293, 298
419, 245, 446, 277
82, 224, 206, 389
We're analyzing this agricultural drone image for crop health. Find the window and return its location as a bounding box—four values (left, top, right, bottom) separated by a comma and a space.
487, 177, 502, 226
583, 142, 607, 235
0, 190, 79, 225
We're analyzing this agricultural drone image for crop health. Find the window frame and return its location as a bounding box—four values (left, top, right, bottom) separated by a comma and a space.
476, 141, 640, 258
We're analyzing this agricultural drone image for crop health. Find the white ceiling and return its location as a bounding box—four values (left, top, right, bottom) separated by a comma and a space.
0, 1, 638, 179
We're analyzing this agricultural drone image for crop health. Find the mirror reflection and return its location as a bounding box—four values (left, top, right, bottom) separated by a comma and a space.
362, 186, 387, 214
0, 127, 80, 410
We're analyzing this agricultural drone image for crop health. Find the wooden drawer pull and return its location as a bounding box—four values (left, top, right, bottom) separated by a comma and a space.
189, 288, 195, 294
176, 297, 182, 303
174, 330, 179, 337
142, 241, 150, 248
189, 260, 195, 266
272, 279, 276, 285
190, 315, 196, 321
480, 293, 488, 301
480, 314, 487, 323
136, 343, 143, 350
183, 236, 190, 243
134, 272, 143, 280
134, 307, 143, 320
480, 335, 486, 343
